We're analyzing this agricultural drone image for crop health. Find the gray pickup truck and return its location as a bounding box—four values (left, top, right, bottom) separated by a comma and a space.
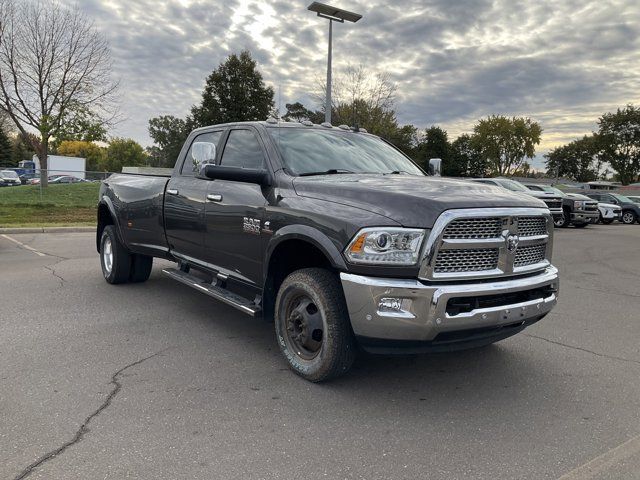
97, 121, 559, 381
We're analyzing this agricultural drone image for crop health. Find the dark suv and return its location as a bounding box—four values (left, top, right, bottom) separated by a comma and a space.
583, 192, 640, 225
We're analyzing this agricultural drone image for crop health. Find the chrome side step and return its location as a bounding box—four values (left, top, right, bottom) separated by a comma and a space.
162, 268, 261, 316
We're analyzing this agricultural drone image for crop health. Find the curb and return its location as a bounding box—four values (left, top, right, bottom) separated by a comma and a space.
0, 226, 96, 234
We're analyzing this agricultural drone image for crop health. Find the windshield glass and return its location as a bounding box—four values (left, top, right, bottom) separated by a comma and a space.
267, 128, 423, 176
541, 186, 565, 195
1, 170, 19, 178
611, 194, 633, 203
496, 179, 530, 192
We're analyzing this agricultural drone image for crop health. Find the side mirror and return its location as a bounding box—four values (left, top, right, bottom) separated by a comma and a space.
192, 142, 216, 174
203, 164, 271, 186
428, 158, 442, 176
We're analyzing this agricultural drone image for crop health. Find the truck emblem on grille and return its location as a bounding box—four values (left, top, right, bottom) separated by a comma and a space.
506, 234, 520, 252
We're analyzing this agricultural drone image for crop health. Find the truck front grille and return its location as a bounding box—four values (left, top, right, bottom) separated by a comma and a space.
442, 217, 503, 239
517, 217, 547, 237
543, 199, 563, 210
434, 248, 499, 273
514, 244, 547, 268
420, 208, 553, 281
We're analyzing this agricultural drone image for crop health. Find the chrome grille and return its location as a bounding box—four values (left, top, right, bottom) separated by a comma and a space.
514, 244, 547, 268
442, 217, 503, 239
434, 248, 499, 273
420, 208, 553, 281
517, 217, 547, 237
585, 202, 598, 211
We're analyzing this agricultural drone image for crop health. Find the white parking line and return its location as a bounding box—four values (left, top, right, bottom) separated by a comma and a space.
557, 434, 640, 479
1, 234, 47, 257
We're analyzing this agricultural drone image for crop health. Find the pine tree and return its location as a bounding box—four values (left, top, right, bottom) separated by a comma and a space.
0, 125, 13, 168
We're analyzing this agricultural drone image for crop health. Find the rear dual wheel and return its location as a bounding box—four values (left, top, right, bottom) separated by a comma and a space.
100, 225, 153, 284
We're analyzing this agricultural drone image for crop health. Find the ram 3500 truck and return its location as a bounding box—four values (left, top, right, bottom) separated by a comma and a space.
97, 121, 559, 381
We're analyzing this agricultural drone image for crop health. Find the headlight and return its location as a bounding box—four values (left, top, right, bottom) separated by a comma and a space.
574, 200, 584, 209
345, 227, 426, 265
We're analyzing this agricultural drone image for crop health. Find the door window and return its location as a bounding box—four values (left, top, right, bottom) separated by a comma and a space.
182, 131, 223, 176
220, 129, 265, 169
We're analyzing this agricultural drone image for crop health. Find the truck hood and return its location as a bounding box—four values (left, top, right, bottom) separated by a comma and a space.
292, 174, 546, 228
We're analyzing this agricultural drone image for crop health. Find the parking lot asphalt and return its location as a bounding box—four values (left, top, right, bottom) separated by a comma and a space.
1, 225, 639, 480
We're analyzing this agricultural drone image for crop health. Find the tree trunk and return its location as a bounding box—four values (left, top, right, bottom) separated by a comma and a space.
38, 141, 49, 188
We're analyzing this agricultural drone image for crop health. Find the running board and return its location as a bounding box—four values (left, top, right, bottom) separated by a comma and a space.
162, 268, 261, 316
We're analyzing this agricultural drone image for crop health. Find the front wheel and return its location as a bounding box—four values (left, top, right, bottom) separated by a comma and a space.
554, 213, 569, 228
621, 211, 637, 225
601, 218, 614, 225
274, 268, 356, 382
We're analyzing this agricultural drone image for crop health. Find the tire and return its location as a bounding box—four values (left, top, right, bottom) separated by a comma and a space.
100, 225, 131, 284
601, 218, 614, 225
129, 254, 153, 283
554, 212, 569, 228
621, 211, 636, 225
574, 222, 589, 228
274, 268, 356, 382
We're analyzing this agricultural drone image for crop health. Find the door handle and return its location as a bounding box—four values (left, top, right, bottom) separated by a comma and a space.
167, 189, 179, 196
207, 194, 223, 202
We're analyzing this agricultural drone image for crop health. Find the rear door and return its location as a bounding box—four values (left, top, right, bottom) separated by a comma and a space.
164, 130, 223, 260
203, 127, 270, 286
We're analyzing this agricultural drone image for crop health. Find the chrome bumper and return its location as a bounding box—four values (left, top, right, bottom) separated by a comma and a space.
571, 211, 599, 222
340, 266, 559, 343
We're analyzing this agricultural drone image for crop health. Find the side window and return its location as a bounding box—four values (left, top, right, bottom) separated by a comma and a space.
181, 131, 223, 176
220, 129, 265, 169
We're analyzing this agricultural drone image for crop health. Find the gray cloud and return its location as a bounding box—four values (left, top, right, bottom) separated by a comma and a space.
65, 0, 639, 167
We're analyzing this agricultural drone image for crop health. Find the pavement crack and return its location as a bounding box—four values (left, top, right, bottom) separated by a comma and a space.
13, 349, 169, 480
43, 264, 66, 287
525, 334, 640, 366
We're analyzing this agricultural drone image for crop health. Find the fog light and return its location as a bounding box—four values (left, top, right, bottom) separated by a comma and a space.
377, 297, 413, 317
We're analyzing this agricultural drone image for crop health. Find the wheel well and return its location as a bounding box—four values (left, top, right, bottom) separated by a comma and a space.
97, 203, 114, 252
263, 239, 334, 321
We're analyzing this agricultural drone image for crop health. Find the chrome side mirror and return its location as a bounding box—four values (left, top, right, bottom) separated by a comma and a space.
428, 158, 442, 176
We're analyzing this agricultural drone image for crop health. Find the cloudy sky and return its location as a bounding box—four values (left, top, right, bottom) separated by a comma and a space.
67, 0, 639, 166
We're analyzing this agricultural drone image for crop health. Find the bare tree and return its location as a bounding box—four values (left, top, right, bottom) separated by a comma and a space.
0, 0, 117, 186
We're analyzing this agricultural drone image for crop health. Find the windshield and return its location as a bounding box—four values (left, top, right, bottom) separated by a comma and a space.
495, 179, 530, 192
541, 186, 565, 195
1, 170, 19, 178
267, 128, 424, 176
611, 193, 633, 203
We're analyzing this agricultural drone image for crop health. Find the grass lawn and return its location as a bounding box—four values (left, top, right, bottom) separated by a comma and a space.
0, 182, 100, 227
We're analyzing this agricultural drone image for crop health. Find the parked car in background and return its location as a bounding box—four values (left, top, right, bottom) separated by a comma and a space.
28, 175, 86, 185
472, 178, 564, 222
584, 192, 640, 225
557, 193, 599, 228
594, 201, 622, 224
626, 195, 640, 204
0, 170, 22, 187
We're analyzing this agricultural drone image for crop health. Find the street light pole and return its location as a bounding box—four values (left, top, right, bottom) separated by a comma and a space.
326, 19, 332, 123
307, 2, 362, 125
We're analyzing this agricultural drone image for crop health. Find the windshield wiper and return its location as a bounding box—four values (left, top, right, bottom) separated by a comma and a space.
299, 169, 356, 177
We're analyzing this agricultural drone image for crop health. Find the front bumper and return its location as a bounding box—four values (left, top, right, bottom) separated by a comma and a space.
340, 266, 559, 352
571, 211, 599, 223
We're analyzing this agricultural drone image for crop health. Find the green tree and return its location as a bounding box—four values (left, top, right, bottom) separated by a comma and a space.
190, 51, 275, 128
57, 140, 106, 172
449, 134, 487, 177
52, 103, 108, 151
545, 134, 602, 182
415, 126, 450, 172
103, 138, 147, 173
147, 115, 189, 167
472, 115, 542, 176
11, 132, 37, 165
282, 102, 323, 123
0, 124, 12, 167
597, 105, 640, 185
